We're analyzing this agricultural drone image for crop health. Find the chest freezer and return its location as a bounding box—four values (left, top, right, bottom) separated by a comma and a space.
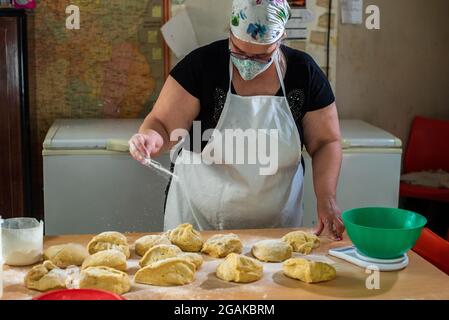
302, 120, 403, 227
44, 119, 402, 234
43, 119, 171, 235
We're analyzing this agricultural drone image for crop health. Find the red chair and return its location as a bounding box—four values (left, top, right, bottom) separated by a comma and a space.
400, 116, 449, 203
412, 228, 449, 275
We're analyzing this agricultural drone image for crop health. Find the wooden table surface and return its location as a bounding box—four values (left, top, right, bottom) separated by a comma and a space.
2, 228, 449, 300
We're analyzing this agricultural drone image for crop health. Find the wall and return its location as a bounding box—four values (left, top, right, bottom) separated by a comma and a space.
336, 0, 449, 145
171, 0, 449, 145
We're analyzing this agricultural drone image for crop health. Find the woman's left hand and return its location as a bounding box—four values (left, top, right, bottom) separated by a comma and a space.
313, 197, 345, 241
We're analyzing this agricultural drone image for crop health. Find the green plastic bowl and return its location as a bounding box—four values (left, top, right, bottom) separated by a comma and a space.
342, 207, 427, 259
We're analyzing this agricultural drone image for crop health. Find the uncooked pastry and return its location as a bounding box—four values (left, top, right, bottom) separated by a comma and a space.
201, 234, 242, 258
79, 266, 130, 295
251, 239, 292, 262
134, 234, 171, 256
134, 257, 196, 286
216, 253, 263, 283
281, 231, 320, 254
178, 252, 203, 270
43, 243, 89, 268
283, 258, 336, 283
24, 260, 67, 292
166, 223, 203, 252
138, 244, 203, 270
139, 244, 182, 267
87, 231, 130, 258
81, 249, 127, 271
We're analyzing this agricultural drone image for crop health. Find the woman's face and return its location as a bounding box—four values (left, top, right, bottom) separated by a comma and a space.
229, 33, 279, 63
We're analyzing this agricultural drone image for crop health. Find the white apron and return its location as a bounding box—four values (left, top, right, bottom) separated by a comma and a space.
164, 53, 304, 231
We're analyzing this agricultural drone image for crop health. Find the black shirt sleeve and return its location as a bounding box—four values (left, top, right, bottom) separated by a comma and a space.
169, 49, 202, 99
306, 54, 335, 111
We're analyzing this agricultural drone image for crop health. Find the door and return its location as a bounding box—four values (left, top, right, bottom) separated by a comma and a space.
0, 14, 27, 218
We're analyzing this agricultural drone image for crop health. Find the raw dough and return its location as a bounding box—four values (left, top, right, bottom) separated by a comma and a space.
87, 231, 130, 258
24, 260, 67, 292
282, 231, 320, 254
178, 252, 203, 270
134, 257, 196, 286
79, 266, 130, 295
139, 244, 203, 271
251, 239, 292, 262
283, 258, 336, 283
166, 223, 203, 252
201, 234, 242, 258
43, 243, 89, 268
134, 234, 171, 256
139, 244, 182, 267
216, 253, 263, 283
81, 249, 127, 271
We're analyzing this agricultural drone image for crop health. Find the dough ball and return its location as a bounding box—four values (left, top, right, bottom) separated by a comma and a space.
43, 243, 89, 268
201, 234, 242, 258
87, 231, 130, 258
283, 258, 336, 283
81, 249, 127, 271
216, 253, 263, 283
139, 244, 203, 271
139, 244, 182, 267
251, 239, 292, 262
24, 260, 67, 292
178, 252, 203, 270
281, 231, 320, 254
79, 266, 130, 295
134, 257, 196, 286
166, 223, 203, 252
134, 234, 171, 256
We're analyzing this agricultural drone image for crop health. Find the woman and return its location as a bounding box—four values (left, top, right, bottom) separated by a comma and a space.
129, 0, 344, 240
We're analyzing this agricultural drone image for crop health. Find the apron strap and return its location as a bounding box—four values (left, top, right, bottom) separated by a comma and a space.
274, 51, 287, 97
228, 58, 234, 94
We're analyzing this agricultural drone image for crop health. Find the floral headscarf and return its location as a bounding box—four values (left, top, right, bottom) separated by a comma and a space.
230, 0, 291, 44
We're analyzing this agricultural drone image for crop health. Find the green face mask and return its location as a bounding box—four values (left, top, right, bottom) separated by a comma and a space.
230, 54, 275, 81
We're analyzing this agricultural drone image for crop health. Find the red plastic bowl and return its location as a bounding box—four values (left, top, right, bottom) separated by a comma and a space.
33, 289, 126, 300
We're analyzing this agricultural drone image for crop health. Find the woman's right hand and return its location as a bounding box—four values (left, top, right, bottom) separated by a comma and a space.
128, 131, 164, 164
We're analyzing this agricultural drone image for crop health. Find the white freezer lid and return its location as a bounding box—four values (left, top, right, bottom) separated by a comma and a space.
43, 119, 143, 150
43, 118, 401, 150
339, 120, 402, 149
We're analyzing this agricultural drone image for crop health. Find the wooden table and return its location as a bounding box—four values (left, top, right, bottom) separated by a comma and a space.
2, 228, 449, 300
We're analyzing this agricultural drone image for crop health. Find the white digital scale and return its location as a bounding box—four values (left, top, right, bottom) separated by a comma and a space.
328, 246, 409, 271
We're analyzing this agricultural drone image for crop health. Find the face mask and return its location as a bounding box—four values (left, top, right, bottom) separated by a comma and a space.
231, 53, 275, 81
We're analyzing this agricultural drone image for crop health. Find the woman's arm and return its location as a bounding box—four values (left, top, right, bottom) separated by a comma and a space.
302, 102, 345, 240
129, 76, 200, 162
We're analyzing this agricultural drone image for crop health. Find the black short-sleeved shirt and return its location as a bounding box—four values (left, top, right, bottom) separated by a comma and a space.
170, 39, 335, 152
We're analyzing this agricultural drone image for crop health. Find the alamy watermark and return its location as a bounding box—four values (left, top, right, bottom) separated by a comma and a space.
365, 5, 381, 30
64, 3, 381, 31
170, 121, 281, 176
66, 5, 80, 30
365, 265, 381, 290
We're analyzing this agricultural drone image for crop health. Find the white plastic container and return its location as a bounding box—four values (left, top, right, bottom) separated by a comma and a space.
2, 218, 43, 266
